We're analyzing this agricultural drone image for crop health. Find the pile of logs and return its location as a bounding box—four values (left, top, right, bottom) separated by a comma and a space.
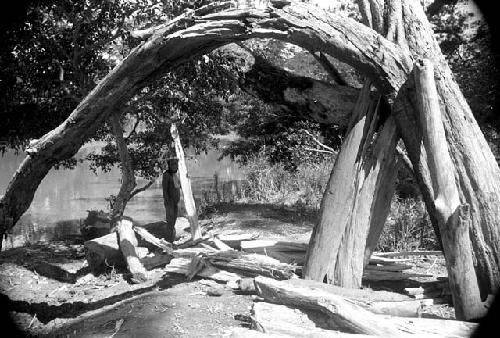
84, 223, 469, 336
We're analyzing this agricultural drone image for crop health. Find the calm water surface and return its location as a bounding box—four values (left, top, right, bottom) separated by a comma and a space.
0, 145, 244, 249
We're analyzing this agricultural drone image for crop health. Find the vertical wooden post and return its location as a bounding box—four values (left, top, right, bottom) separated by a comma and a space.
414, 58, 484, 320
170, 123, 202, 240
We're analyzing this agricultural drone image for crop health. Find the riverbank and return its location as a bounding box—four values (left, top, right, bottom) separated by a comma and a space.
0, 202, 454, 337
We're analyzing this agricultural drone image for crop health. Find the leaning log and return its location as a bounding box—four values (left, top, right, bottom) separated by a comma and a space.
254, 277, 477, 337
413, 58, 483, 320
115, 218, 147, 277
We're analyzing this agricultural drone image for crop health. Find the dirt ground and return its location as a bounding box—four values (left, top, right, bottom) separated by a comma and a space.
0, 203, 453, 337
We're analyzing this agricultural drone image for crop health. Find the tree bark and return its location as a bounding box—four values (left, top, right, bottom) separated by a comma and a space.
413, 58, 484, 320
394, 0, 500, 300
109, 114, 136, 220
304, 80, 398, 288
170, 123, 201, 240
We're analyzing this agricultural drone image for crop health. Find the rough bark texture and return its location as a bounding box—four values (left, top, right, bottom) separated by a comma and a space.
109, 114, 136, 220
394, 0, 500, 298
413, 58, 484, 320
170, 123, 201, 240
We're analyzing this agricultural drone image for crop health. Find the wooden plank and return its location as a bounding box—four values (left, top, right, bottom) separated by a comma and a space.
365, 263, 413, 272
363, 270, 433, 281
216, 233, 260, 250
241, 240, 308, 252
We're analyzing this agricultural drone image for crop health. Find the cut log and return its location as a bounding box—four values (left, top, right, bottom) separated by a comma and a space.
164, 257, 241, 283
369, 255, 412, 264
217, 233, 260, 250
241, 240, 308, 253
279, 278, 430, 317
116, 219, 147, 277
365, 263, 413, 272
374, 251, 443, 258
206, 251, 299, 280
254, 277, 478, 337
363, 270, 433, 281
133, 226, 173, 253
211, 237, 233, 251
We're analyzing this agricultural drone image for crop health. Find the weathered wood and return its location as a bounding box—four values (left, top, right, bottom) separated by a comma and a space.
164, 257, 241, 283
254, 277, 477, 337
170, 123, 201, 240
206, 251, 299, 280
280, 278, 430, 317
365, 263, 413, 272
133, 226, 173, 253
363, 270, 433, 281
241, 240, 308, 252
394, 0, 500, 301
217, 233, 260, 250
414, 58, 483, 320
374, 250, 443, 258
115, 219, 147, 277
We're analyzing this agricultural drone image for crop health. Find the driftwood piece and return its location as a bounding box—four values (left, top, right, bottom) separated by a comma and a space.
241, 240, 308, 253
164, 257, 241, 283
369, 255, 412, 264
280, 278, 430, 317
254, 277, 477, 337
374, 250, 443, 258
211, 237, 233, 251
116, 219, 147, 276
133, 226, 173, 252
206, 251, 299, 280
365, 263, 413, 272
363, 270, 433, 281
217, 233, 260, 250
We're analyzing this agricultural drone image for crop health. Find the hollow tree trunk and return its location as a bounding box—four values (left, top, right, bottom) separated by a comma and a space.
170, 123, 201, 240
109, 114, 137, 220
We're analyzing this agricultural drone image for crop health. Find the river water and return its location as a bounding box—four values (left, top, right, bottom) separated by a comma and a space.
0, 145, 244, 249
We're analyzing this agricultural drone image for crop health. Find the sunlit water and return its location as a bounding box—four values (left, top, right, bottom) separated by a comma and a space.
0, 144, 244, 249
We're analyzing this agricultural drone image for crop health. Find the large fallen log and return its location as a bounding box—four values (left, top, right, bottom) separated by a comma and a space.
363, 270, 433, 281
254, 277, 477, 337
374, 251, 443, 258
280, 278, 430, 317
205, 251, 299, 280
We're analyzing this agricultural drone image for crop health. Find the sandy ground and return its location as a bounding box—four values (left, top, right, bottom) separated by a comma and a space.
0, 203, 454, 337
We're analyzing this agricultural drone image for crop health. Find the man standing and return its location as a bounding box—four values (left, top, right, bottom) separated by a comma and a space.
162, 158, 180, 243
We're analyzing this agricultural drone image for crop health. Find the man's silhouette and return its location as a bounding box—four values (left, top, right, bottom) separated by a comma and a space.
162, 158, 180, 243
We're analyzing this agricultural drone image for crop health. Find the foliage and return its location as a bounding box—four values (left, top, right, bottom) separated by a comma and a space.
237, 152, 333, 210
0, 0, 166, 153
377, 196, 439, 252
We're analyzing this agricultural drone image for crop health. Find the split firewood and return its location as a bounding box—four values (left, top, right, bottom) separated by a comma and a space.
254, 277, 477, 337
211, 237, 233, 251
